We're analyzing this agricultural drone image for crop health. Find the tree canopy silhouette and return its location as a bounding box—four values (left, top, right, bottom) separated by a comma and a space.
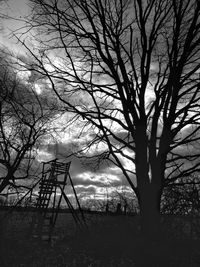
18, 0, 200, 238
0, 50, 57, 194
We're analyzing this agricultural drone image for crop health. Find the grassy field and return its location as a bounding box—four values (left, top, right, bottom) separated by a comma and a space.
0, 210, 200, 266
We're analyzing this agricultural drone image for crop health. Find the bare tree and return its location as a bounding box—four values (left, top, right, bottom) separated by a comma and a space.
17, 0, 200, 239
0, 50, 57, 194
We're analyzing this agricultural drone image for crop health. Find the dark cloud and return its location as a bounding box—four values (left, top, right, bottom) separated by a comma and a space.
66, 185, 97, 197
38, 140, 136, 198
44, 142, 116, 174
74, 185, 97, 195
72, 175, 120, 188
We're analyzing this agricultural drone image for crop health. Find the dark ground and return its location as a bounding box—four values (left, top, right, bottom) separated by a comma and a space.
0, 210, 200, 266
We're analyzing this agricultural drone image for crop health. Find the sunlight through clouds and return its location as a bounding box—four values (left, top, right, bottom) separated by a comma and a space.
34, 83, 42, 95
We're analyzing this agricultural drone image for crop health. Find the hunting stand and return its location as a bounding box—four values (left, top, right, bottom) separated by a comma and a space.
0, 159, 86, 242
31, 159, 86, 242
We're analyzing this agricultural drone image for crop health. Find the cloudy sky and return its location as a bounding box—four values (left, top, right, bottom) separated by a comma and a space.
0, 0, 134, 203
1, 0, 200, 208
0, 0, 29, 51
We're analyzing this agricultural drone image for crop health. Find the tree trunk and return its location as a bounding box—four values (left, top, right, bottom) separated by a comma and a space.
134, 124, 163, 240
0, 173, 12, 193
139, 184, 162, 241
0, 179, 9, 194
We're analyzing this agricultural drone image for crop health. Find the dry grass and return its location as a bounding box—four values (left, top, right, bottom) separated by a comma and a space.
0, 210, 200, 266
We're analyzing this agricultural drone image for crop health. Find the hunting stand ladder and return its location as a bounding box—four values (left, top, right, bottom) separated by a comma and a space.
31, 159, 86, 242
